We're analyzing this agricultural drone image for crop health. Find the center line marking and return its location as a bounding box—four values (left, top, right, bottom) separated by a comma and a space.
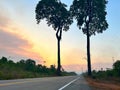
58, 77, 80, 90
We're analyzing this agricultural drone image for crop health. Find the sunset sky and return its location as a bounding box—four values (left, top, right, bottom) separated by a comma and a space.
0, 0, 120, 73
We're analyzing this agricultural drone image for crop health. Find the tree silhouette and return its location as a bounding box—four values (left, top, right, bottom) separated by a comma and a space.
70, 0, 108, 76
113, 60, 120, 76
35, 0, 73, 76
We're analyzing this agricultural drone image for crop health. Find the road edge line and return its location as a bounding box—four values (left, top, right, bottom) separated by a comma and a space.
58, 77, 80, 90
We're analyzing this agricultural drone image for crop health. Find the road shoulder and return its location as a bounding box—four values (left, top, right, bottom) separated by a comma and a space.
61, 75, 91, 90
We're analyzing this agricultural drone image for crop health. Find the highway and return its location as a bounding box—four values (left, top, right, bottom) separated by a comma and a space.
0, 75, 91, 90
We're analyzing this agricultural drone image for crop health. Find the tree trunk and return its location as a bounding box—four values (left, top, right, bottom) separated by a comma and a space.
86, 0, 92, 76
86, 23, 92, 76
57, 39, 61, 76
56, 28, 62, 76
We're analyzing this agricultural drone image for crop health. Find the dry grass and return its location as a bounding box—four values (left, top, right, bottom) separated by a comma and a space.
85, 77, 120, 90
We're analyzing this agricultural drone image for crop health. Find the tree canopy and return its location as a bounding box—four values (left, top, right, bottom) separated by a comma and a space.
35, 0, 73, 31
70, 0, 108, 36
113, 60, 120, 71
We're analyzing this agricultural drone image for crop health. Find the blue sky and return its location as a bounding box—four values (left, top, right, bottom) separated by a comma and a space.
0, 0, 120, 73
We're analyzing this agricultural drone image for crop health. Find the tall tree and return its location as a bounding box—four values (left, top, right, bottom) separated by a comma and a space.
70, 0, 108, 76
35, 0, 73, 76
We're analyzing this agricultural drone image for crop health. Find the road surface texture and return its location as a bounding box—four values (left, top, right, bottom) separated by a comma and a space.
0, 75, 91, 90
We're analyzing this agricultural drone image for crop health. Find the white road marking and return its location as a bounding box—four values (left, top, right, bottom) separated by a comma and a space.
58, 77, 80, 90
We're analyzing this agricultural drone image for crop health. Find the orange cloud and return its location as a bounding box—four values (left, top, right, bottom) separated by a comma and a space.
0, 7, 45, 63
0, 29, 44, 63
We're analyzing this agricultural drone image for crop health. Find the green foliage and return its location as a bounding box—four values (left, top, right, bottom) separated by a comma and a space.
84, 60, 120, 79
91, 70, 114, 79
113, 60, 120, 76
35, 0, 73, 31
70, 0, 108, 36
113, 60, 120, 71
0, 56, 76, 80
62, 71, 77, 76
0, 57, 8, 63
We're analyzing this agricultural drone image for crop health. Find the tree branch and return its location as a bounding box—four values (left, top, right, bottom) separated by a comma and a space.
56, 27, 62, 41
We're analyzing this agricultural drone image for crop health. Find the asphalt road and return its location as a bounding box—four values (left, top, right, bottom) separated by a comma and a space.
0, 75, 91, 90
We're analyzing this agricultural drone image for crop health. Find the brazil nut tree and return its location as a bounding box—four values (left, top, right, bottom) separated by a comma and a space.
35, 0, 73, 76
70, 0, 108, 76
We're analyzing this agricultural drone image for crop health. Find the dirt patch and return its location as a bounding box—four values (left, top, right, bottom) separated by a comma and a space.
85, 77, 120, 90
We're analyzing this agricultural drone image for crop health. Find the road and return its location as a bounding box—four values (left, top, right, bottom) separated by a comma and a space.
0, 75, 91, 90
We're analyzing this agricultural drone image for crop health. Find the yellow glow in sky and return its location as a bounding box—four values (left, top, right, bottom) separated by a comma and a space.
0, 0, 120, 73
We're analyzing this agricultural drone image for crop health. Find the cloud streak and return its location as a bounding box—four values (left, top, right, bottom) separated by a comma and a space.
0, 2, 45, 64
0, 30, 31, 49
0, 30, 28, 57
0, 29, 45, 63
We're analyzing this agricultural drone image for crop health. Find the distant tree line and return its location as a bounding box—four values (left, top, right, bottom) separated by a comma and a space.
85, 60, 120, 79
0, 57, 76, 80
